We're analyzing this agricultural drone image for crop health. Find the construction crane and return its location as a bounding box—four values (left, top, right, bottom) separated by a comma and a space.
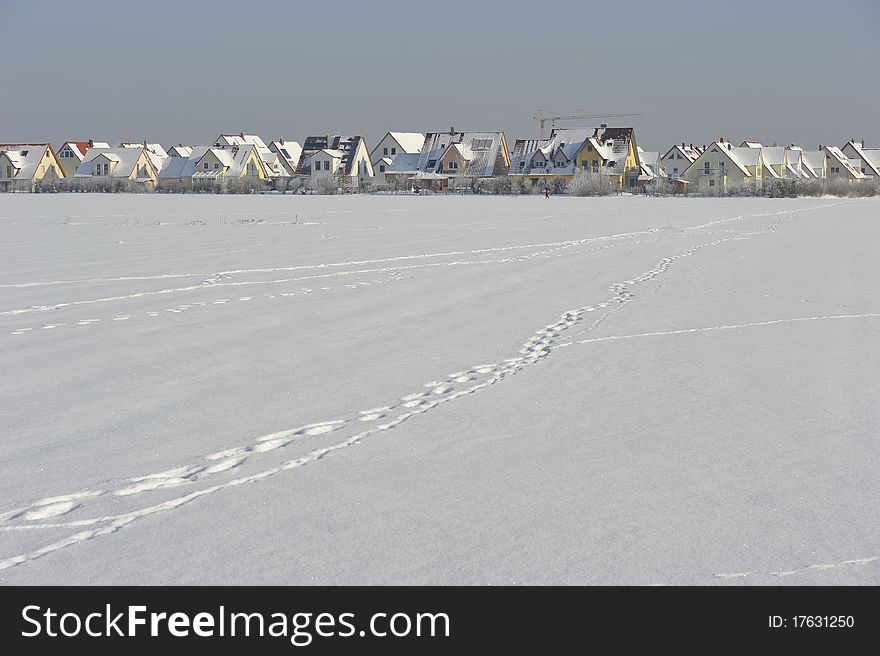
533, 110, 642, 139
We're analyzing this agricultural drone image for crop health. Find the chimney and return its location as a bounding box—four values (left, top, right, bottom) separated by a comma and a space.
719, 137, 724, 143
280, 138, 285, 145
240, 132, 245, 139
862, 139, 866, 148
88, 139, 94, 148
689, 143, 693, 149
819, 144, 822, 150
450, 126, 455, 135
681, 142, 685, 148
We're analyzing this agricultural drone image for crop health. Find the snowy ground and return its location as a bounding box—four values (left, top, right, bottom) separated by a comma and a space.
0, 193, 878, 585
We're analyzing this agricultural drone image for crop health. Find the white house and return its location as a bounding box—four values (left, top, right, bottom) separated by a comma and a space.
296, 136, 374, 190
370, 132, 425, 184
822, 145, 866, 181
660, 143, 703, 179
841, 140, 880, 178
269, 139, 302, 177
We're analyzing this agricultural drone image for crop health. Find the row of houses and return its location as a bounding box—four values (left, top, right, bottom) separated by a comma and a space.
2, 128, 877, 193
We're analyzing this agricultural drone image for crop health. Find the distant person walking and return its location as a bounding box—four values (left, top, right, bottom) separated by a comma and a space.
544, 185, 550, 199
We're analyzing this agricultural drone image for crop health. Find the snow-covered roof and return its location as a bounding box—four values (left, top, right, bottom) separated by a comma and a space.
384, 152, 421, 174
842, 140, 880, 176
314, 148, 344, 160
800, 151, 825, 177
296, 136, 369, 176
0, 144, 51, 180
158, 144, 265, 179
741, 140, 763, 149
167, 145, 193, 158
215, 134, 270, 152
414, 131, 508, 178
662, 143, 703, 163
824, 146, 866, 178
388, 132, 425, 153
75, 147, 153, 178
760, 146, 785, 167
60, 141, 91, 159
269, 140, 302, 175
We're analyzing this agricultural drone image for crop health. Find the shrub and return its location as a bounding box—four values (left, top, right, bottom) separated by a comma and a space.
568, 170, 611, 196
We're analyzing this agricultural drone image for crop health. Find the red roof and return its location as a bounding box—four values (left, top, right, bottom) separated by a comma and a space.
64, 141, 92, 157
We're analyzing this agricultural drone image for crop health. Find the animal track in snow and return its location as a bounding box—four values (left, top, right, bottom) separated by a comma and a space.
0, 203, 843, 572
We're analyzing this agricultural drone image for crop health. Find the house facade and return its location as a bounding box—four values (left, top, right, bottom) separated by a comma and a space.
0, 144, 64, 191
370, 132, 425, 184
841, 140, 880, 178
296, 136, 374, 190
682, 139, 763, 193
510, 126, 638, 189
74, 146, 159, 188
660, 143, 703, 179
822, 145, 866, 182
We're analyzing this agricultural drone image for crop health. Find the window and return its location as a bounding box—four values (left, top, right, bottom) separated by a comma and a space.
709, 179, 715, 187
379, 165, 385, 172
383, 147, 388, 155
704, 162, 710, 173
391, 147, 396, 155
280, 148, 291, 158
6, 166, 10, 178
204, 162, 209, 170
719, 160, 725, 170
214, 163, 219, 170
592, 160, 598, 167
471, 139, 492, 150
587, 144, 593, 152
447, 160, 458, 170
673, 167, 678, 174
427, 159, 436, 168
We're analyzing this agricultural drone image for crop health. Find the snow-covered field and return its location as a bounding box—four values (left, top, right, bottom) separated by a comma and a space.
1, 193, 878, 585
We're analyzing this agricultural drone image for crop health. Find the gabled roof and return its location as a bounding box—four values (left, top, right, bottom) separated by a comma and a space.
384, 152, 421, 174
842, 140, 880, 176
823, 145, 866, 178
741, 140, 763, 149
695, 142, 753, 177
388, 132, 425, 153
269, 140, 302, 175
296, 135, 370, 176
800, 151, 825, 177
167, 145, 193, 157
414, 131, 507, 177
75, 147, 155, 179
0, 144, 52, 180
215, 134, 270, 152
661, 143, 702, 163
60, 141, 91, 159
160, 143, 266, 179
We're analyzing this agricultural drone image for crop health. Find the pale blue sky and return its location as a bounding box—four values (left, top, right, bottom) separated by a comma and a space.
1, 0, 878, 151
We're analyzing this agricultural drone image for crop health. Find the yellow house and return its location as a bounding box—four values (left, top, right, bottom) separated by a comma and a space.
0, 143, 64, 191
509, 127, 640, 188
74, 147, 159, 188
683, 139, 764, 193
